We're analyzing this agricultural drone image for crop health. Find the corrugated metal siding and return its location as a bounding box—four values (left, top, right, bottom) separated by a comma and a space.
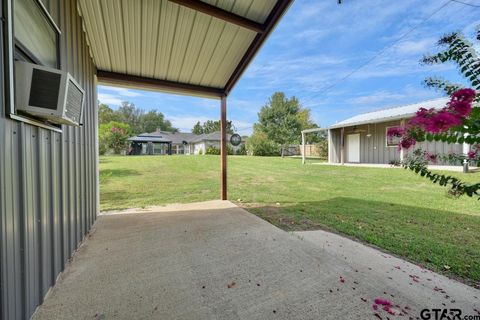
328, 129, 341, 163
0, 0, 98, 319
329, 121, 464, 165
76, 0, 273, 88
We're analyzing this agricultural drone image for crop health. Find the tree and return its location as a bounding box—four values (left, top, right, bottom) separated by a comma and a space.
97, 101, 178, 134
139, 110, 177, 133
190, 120, 235, 134
98, 103, 120, 124
99, 121, 132, 154
254, 92, 317, 156
390, 30, 480, 199
116, 101, 143, 133
192, 121, 204, 134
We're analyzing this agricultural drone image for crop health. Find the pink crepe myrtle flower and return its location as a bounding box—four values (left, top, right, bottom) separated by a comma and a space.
424, 109, 462, 133
451, 88, 476, 103
111, 127, 125, 134
408, 108, 436, 128
398, 136, 416, 150
387, 126, 405, 138
468, 150, 477, 159
374, 298, 392, 306
425, 152, 437, 163
449, 100, 472, 117
384, 88, 475, 150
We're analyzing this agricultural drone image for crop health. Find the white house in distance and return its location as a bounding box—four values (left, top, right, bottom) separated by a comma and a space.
302, 98, 471, 165
128, 130, 239, 155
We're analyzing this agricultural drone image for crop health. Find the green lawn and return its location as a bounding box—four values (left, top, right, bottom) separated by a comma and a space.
100, 155, 480, 285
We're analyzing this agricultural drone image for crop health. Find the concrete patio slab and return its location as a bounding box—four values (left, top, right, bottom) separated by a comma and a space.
33, 201, 479, 320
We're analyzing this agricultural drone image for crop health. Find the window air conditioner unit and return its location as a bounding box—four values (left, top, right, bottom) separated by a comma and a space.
15, 61, 85, 126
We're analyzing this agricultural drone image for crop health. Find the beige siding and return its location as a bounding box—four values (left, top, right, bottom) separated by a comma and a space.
0, 0, 98, 319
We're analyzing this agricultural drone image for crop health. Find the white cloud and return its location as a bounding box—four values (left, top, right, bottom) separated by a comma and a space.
393, 38, 437, 55
231, 119, 253, 135
166, 115, 253, 135
98, 93, 122, 106
166, 116, 211, 132
98, 85, 144, 97
347, 91, 407, 105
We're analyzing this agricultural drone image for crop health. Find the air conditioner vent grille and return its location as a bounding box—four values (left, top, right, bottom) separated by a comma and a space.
65, 80, 83, 123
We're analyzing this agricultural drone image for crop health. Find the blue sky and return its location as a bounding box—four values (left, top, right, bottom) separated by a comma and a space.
98, 0, 480, 135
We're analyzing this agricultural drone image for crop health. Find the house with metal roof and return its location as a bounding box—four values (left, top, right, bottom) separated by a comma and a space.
128, 130, 237, 155
302, 98, 470, 165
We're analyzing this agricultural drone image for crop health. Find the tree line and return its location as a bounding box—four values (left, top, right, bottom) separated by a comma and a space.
99, 101, 178, 134
97, 93, 325, 157
98, 101, 178, 155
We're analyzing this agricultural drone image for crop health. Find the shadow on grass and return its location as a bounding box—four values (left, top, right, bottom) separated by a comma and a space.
100, 169, 139, 183
247, 197, 480, 231
245, 197, 480, 283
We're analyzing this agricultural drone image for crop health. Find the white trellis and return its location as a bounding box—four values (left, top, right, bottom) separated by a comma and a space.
301, 127, 328, 164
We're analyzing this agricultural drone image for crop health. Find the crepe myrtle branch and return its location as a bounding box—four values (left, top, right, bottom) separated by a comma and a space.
402, 149, 480, 199
387, 88, 480, 199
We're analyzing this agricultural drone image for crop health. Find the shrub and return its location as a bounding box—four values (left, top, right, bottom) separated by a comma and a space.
206, 146, 220, 155
99, 136, 108, 155
236, 144, 247, 155
99, 121, 132, 155
315, 139, 328, 159
246, 131, 280, 156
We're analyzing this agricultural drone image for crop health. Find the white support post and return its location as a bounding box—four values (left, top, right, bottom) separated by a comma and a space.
340, 127, 345, 165
399, 119, 405, 162
301, 131, 305, 165
463, 134, 470, 173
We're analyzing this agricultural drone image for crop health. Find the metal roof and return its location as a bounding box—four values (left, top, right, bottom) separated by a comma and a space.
188, 131, 231, 143
128, 130, 231, 143
329, 98, 450, 129
77, 0, 292, 98
128, 136, 172, 143
139, 131, 197, 144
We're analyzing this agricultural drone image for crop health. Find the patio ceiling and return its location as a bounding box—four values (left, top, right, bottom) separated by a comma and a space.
77, 0, 292, 98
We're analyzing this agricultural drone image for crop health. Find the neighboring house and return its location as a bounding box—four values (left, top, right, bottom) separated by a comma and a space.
324, 98, 470, 165
128, 130, 240, 155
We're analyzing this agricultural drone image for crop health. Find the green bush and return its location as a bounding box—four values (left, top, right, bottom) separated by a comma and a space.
205, 146, 220, 155
99, 136, 108, 155
315, 139, 328, 159
205, 145, 237, 155
246, 131, 280, 156
236, 144, 247, 155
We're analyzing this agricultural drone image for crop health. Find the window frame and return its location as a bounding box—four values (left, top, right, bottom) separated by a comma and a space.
385, 125, 401, 148
14, 0, 61, 68
3, 0, 63, 132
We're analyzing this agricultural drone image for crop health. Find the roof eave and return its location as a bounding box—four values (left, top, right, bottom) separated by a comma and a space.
329, 114, 416, 129
223, 0, 294, 96
97, 71, 225, 99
